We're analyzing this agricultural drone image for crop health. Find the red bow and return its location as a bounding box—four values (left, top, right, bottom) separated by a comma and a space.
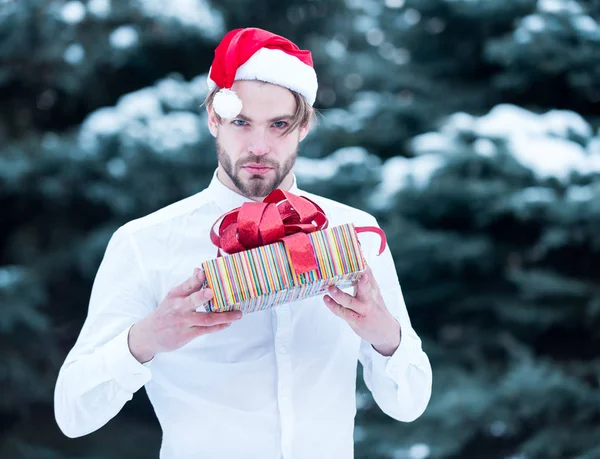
210, 189, 328, 275
210, 189, 387, 275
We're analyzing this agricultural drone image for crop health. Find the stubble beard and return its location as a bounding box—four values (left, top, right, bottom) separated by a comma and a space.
217, 140, 298, 198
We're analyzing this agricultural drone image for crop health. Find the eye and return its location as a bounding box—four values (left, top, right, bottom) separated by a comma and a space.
273, 121, 288, 129
232, 119, 248, 126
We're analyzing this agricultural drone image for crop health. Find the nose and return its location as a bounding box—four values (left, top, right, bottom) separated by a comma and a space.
248, 129, 270, 156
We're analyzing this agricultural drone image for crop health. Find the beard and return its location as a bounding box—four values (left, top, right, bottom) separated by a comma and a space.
217, 140, 298, 198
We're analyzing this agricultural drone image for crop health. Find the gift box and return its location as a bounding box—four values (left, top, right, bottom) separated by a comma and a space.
201, 189, 386, 313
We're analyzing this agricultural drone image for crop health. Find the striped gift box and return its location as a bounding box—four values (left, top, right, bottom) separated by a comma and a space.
201, 223, 367, 313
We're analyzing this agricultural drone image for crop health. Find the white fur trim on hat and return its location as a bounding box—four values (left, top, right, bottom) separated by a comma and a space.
207, 48, 318, 106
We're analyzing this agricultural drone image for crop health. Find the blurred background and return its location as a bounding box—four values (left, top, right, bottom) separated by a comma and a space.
1, 0, 599, 458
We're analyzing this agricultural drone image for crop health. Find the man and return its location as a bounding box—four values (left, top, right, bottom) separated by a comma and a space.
54, 27, 432, 459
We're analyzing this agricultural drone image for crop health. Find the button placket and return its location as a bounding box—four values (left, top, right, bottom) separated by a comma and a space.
274, 305, 294, 458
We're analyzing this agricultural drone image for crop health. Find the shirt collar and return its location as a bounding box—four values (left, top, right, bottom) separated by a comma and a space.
207, 169, 301, 213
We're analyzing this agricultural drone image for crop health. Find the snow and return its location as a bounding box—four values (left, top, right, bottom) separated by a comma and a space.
295, 147, 379, 183
490, 420, 507, 437
80, 108, 125, 138
542, 109, 593, 139
117, 88, 163, 119
369, 154, 445, 210
420, 104, 600, 183
354, 15, 378, 34
321, 93, 384, 133
109, 26, 139, 50
442, 112, 475, 133
145, 112, 203, 154
522, 14, 545, 32
588, 137, 600, 155
509, 135, 596, 182
61, 1, 86, 24
324, 38, 347, 59
514, 187, 557, 204
566, 185, 595, 202
537, 0, 564, 13
538, 0, 582, 14
472, 104, 592, 140
366, 28, 385, 46
408, 443, 431, 459
137, 0, 224, 39
403, 8, 421, 26
572, 15, 599, 34
513, 28, 532, 44
107, 157, 127, 179
0, 265, 23, 289
64, 43, 85, 65
385, 0, 405, 8
156, 78, 197, 111
87, 0, 111, 18
411, 132, 455, 154
78, 107, 127, 152
473, 138, 496, 157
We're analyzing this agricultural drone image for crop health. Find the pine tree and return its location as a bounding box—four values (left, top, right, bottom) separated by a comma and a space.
297, 103, 600, 458
2, 0, 600, 458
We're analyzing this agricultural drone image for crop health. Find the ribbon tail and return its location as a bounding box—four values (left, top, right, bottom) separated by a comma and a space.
356, 226, 387, 256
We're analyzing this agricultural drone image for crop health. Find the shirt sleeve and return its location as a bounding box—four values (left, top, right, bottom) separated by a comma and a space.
54, 226, 156, 438
357, 217, 433, 422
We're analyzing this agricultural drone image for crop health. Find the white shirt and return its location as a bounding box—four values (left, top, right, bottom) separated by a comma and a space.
54, 170, 432, 459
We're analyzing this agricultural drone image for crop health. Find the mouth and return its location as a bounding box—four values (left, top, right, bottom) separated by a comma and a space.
242, 164, 274, 175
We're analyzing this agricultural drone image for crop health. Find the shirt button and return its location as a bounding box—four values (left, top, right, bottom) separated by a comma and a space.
281, 396, 289, 403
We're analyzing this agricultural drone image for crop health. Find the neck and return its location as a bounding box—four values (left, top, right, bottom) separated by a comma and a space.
216, 167, 294, 202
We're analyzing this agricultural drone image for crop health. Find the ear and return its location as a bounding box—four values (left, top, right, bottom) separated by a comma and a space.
207, 106, 219, 138
298, 119, 311, 142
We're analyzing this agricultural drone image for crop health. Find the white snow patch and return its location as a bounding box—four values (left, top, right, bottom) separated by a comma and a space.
137, 0, 224, 38
522, 15, 545, 32
370, 154, 445, 210
64, 43, 85, 64
295, 147, 379, 183
78, 107, 127, 152
509, 135, 596, 182
145, 112, 204, 154
61, 1, 86, 24
116, 88, 163, 120
566, 185, 595, 202
110, 26, 139, 49
88, 0, 111, 18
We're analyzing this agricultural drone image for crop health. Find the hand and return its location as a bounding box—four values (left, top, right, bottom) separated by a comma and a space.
129, 268, 243, 363
323, 264, 400, 356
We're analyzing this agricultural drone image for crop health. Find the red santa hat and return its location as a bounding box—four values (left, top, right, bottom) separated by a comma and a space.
207, 27, 318, 119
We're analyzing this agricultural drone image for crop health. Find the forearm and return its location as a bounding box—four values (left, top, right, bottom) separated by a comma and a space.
54, 325, 152, 438
362, 331, 432, 422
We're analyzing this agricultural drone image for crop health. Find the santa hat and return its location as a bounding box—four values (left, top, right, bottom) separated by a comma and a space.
207, 27, 318, 119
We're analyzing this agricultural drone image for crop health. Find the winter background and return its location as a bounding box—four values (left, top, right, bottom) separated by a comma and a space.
1, 0, 599, 458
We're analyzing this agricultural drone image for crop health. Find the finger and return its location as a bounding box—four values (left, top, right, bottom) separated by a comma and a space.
323, 295, 361, 324
187, 288, 214, 310
189, 322, 233, 337
327, 285, 366, 315
190, 310, 243, 327
168, 268, 206, 298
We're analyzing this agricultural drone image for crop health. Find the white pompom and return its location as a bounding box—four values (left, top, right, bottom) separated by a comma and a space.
213, 89, 243, 119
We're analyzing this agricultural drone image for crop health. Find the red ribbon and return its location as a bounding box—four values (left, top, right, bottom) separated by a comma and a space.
210, 189, 387, 275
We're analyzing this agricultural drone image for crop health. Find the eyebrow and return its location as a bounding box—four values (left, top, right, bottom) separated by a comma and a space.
236, 114, 294, 122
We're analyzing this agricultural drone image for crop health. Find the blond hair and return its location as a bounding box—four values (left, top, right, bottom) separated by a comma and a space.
203, 84, 315, 136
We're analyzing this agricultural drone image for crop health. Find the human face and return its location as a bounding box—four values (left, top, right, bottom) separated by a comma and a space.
208, 80, 311, 200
